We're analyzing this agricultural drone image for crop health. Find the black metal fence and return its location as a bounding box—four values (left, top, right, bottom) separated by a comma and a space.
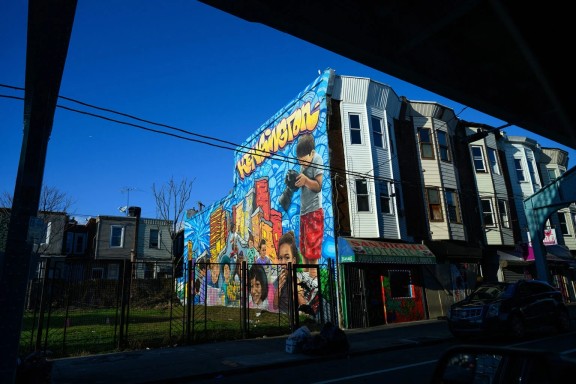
19, 257, 337, 358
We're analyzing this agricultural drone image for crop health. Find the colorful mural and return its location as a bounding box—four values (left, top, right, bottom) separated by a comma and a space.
177, 69, 336, 315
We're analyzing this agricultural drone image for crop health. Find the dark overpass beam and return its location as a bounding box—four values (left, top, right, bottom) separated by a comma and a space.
0, 1, 77, 382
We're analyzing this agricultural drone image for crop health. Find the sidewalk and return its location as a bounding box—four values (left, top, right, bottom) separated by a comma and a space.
49, 320, 452, 384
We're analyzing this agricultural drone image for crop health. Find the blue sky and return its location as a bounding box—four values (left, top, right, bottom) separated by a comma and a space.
1, 0, 574, 221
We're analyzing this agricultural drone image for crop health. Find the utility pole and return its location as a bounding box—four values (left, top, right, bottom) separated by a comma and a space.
0, 1, 77, 382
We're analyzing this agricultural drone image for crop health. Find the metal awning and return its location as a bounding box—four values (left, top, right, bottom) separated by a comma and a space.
337, 237, 436, 264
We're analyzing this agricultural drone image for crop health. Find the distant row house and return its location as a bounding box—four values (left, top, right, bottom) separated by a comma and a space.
0, 206, 177, 282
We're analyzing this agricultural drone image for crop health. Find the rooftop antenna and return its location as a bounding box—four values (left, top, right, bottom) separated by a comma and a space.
120, 187, 137, 216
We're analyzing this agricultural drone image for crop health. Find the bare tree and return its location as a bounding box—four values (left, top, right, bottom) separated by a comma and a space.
152, 177, 194, 274
1, 185, 74, 213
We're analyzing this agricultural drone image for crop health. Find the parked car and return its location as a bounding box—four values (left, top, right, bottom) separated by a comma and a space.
446, 280, 571, 339
430, 345, 576, 384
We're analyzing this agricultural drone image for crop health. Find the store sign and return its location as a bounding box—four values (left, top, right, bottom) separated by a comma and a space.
338, 237, 436, 264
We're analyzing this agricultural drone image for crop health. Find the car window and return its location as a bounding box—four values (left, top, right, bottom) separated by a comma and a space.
470, 285, 508, 300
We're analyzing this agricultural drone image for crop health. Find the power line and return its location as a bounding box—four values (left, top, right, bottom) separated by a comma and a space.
0, 86, 554, 202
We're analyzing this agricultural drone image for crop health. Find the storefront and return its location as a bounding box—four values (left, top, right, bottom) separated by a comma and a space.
337, 237, 436, 328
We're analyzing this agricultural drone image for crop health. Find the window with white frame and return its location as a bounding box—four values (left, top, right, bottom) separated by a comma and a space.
418, 128, 434, 159
349, 114, 362, 144
471, 146, 486, 172
371, 116, 384, 148
488, 148, 500, 175
379, 181, 393, 214
110, 225, 124, 247
445, 189, 461, 223
149, 228, 160, 248
514, 158, 526, 181
437, 130, 451, 162
481, 199, 496, 227
426, 187, 443, 221
559, 212, 570, 236
498, 199, 510, 228
527, 160, 539, 188
356, 179, 370, 212
41, 221, 52, 245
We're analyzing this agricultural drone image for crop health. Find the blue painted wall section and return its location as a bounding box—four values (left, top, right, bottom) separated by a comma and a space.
177, 69, 336, 312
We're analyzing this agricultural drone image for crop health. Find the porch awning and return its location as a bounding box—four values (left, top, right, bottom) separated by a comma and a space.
337, 237, 437, 264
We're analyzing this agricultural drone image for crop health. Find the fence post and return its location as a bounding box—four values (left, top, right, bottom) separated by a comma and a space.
34, 257, 51, 352
118, 259, 132, 349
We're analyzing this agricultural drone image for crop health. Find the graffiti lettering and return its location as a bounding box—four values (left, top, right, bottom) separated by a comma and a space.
236, 101, 321, 179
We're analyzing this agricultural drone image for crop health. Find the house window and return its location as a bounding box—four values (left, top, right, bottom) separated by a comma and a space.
426, 187, 443, 221
75, 233, 86, 254
547, 168, 557, 183
91, 268, 104, 280
488, 148, 500, 175
514, 158, 526, 181
349, 114, 362, 144
527, 160, 539, 189
149, 229, 160, 248
379, 181, 392, 214
445, 190, 461, 223
371, 116, 384, 148
559, 212, 570, 236
65, 232, 73, 254
498, 199, 510, 228
389, 270, 413, 298
481, 199, 496, 227
437, 130, 451, 162
108, 263, 120, 280
356, 179, 370, 212
471, 146, 486, 172
41, 221, 52, 245
110, 225, 124, 247
418, 128, 434, 159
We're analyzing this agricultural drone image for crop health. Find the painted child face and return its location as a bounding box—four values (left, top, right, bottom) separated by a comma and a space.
297, 151, 314, 169
250, 277, 262, 304
277, 243, 295, 269
223, 264, 231, 281
210, 263, 220, 283
249, 239, 254, 248
259, 244, 267, 256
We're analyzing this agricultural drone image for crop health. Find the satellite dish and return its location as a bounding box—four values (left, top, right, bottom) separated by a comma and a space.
118, 206, 127, 213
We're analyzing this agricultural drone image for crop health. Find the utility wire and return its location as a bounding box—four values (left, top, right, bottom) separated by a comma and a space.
0, 86, 547, 202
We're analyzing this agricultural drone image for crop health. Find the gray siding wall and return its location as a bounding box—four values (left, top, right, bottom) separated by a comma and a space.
138, 218, 173, 261
95, 216, 136, 259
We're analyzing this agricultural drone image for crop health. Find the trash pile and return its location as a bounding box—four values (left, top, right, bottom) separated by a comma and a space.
286, 322, 349, 355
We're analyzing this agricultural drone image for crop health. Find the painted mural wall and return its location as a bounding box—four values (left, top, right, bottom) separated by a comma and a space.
177, 69, 336, 315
